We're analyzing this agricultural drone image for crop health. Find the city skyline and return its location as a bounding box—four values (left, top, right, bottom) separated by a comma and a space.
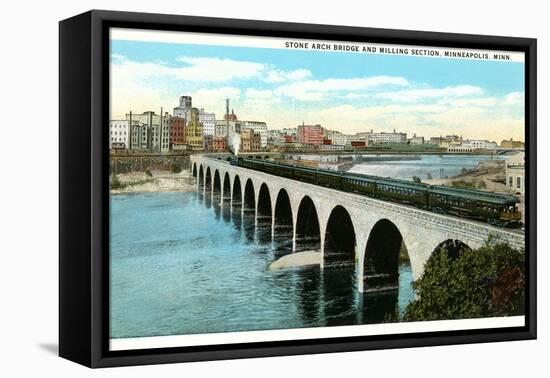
111, 31, 525, 142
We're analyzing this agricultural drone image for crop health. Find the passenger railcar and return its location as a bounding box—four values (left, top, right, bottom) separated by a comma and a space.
228, 157, 521, 227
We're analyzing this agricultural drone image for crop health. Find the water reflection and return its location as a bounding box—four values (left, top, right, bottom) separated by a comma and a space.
295, 267, 322, 326
273, 225, 293, 259
111, 191, 415, 338
199, 185, 411, 327
222, 199, 231, 222
321, 266, 359, 326
232, 208, 242, 231
242, 209, 255, 242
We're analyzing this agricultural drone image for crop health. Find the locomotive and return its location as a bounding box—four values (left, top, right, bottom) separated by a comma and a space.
229, 156, 522, 228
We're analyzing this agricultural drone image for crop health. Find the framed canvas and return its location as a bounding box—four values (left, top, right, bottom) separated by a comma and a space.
59, 10, 537, 368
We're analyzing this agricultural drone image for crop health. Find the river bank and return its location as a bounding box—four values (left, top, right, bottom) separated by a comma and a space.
423, 160, 508, 193
110, 169, 196, 194
268, 251, 322, 271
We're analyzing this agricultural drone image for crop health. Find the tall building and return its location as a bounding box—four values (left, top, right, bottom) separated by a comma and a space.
203, 135, 214, 151
241, 121, 268, 148
223, 99, 238, 122
109, 120, 134, 149
297, 123, 324, 145
199, 108, 216, 136
173, 96, 192, 118
169, 116, 186, 148
126, 110, 170, 153
240, 129, 261, 152
129, 121, 149, 151
185, 108, 204, 149
215, 119, 230, 138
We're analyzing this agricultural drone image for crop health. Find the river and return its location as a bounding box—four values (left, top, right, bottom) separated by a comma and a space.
349, 154, 503, 180
110, 191, 414, 339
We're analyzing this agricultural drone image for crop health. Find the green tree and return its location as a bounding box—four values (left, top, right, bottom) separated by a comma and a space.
412, 175, 422, 183
403, 237, 524, 321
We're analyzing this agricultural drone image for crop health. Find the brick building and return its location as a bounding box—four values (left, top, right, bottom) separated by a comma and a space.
169, 116, 186, 147
297, 123, 324, 145
213, 137, 227, 151
240, 129, 261, 152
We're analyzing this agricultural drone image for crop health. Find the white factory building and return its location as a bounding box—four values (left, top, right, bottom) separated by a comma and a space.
109, 120, 131, 149
240, 120, 268, 148
199, 109, 216, 136
505, 152, 525, 195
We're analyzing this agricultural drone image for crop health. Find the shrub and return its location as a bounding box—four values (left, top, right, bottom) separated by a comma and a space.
145, 169, 153, 177
403, 238, 524, 321
412, 176, 422, 183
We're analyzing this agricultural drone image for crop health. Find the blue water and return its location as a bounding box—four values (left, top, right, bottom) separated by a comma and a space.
350, 154, 503, 180
110, 192, 413, 339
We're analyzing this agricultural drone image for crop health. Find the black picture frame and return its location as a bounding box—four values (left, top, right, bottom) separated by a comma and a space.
59, 9, 537, 368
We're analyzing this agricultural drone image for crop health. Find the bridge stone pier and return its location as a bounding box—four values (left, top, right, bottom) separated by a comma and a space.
191, 155, 525, 293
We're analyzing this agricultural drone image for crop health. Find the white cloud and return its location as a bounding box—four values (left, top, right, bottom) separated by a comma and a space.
264, 68, 312, 83
112, 54, 314, 85
376, 85, 484, 102
245, 88, 274, 99
438, 97, 499, 107
304, 93, 524, 141
175, 57, 265, 81
186, 87, 242, 114
274, 76, 409, 101
503, 91, 524, 105
111, 55, 265, 83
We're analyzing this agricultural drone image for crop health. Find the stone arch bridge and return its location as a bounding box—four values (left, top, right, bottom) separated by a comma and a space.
191, 155, 524, 293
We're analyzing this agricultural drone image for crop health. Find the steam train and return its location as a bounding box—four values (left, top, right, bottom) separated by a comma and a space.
229, 156, 522, 228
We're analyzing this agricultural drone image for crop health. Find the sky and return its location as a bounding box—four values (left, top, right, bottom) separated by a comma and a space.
110, 32, 525, 142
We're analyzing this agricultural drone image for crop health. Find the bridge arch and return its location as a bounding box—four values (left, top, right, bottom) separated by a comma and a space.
218, 171, 230, 220
223, 172, 231, 201
213, 169, 221, 197
323, 205, 356, 269
241, 178, 256, 240
295, 195, 321, 252
274, 188, 293, 253
205, 167, 212, 193
244, 179, 255, 214
233, 175, 243, 210
204, 167, 212, 207
257, 183, 273, 240
363, 219, 408, 291
198, 165, 204, 190
192, 162, 197, 177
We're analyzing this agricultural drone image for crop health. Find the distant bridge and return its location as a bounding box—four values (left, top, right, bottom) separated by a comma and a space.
190, 155, 524, 293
